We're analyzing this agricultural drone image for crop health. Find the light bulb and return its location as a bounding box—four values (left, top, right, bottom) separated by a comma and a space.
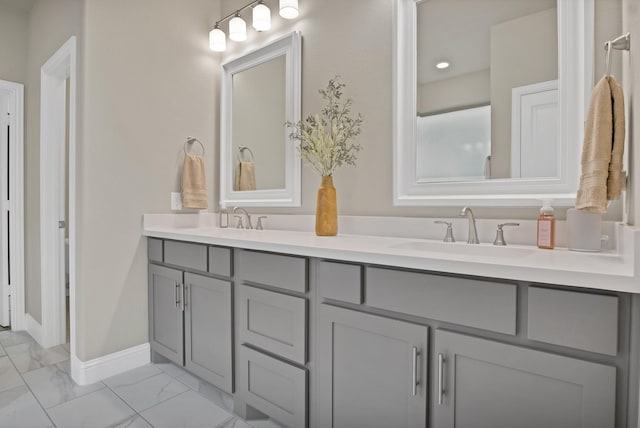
229, 15, 247, 42
253, 3, 271, 32
279, 0, 298, 19
209, 27, 226, 52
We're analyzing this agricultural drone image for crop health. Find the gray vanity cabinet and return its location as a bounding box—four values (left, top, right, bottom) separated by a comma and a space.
148, 264, 184, 366
317, 304, 429, 428
148, 241, 234, 394
433, 329, 617, 428
184, 272, 233, 394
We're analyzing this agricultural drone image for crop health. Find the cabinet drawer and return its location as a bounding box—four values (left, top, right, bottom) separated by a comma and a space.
164, 241, 207, 272
366, 267, 517, 335
237, 250, 307, 293
148, 238, 163, 262
209, 246, 232, 277
239, 285, 307, 364
528, 287, 619, 355
317, 260, 362, 304
238, 346, 307, 428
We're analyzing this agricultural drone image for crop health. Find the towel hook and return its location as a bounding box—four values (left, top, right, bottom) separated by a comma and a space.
604, 32, 631, 76
184, 136, 205, 156
236, 145, 255, 162
605, 41, 613, 76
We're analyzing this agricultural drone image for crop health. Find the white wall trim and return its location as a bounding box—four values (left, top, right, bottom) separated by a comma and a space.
0, 80, 25, 331
71, 343, 151, 386
40, 36, 76, 352
25, 314, 43, 345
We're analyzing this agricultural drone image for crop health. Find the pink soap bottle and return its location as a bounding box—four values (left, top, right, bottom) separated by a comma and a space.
537, 200, 555, 250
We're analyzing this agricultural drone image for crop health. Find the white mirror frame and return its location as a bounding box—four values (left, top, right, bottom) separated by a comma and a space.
220, 31, 301, 207
393, 0, 594, 207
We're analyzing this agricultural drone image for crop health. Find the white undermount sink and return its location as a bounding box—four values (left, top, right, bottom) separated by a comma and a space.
390, 240, 536, 258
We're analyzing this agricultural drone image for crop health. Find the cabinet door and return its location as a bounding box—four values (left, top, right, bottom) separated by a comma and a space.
149, 264, 184, 365
317, 304, 428, 428
184, 273, 233, 394
433, 330, 616, 428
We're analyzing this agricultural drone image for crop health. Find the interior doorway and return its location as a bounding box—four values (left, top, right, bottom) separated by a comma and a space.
0, 79, 25, 332
40, 37, 76, 361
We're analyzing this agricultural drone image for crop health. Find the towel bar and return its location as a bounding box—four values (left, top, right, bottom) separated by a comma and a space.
184, 136, 205, 156
237, 145, 255, 162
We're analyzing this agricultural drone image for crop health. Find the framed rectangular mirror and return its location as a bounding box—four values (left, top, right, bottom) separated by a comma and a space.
220, 31, 301, 207
393, 0, 594, 206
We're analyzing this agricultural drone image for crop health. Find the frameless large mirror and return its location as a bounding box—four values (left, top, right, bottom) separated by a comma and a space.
393, 0, 594, 206
220, 31, 301, 207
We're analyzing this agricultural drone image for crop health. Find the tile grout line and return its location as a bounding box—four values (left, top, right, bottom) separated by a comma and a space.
2, 330, 251, 428
4, 337, 58, 428
101, 371, 197, 428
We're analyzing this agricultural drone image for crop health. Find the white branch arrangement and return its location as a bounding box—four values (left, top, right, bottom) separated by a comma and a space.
287, 76, 364, 176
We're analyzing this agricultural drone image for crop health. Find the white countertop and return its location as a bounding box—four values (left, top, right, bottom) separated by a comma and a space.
143, 214, 640, 294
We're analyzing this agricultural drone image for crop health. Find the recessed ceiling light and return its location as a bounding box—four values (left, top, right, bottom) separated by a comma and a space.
436, 61, 450, 70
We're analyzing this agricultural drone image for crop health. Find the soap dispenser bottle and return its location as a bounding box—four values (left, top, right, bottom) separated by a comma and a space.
219, 207, 229, 228
537, 200, 555, 249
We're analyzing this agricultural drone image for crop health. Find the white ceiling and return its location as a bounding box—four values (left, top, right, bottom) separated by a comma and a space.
417, 0, 556, 84
0, 0, 36, 14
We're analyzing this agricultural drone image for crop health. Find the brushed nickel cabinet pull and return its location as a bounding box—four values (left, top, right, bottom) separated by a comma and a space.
438, 353, 445, 405
412, 346, 420, 396
175, 281, 180, 308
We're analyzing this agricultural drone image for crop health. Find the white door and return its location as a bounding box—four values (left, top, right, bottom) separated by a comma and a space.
0, 93, 10, 327
511, 80, 559, 179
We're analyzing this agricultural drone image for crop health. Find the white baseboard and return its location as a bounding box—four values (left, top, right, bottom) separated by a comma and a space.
25, 314, 43, 345
71, 343, 150, 386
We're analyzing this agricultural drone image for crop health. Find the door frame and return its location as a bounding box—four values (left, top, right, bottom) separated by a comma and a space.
40, 36, 76, 353
0, 80, 25, 331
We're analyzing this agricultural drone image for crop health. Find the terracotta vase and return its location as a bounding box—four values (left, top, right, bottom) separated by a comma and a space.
315, 176, 338, 236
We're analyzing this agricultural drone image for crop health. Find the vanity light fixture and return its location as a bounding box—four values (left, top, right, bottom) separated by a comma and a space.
253, 2, 271, 31
209, 25, 227, 52
229, 14, 247, 42
436, 61, 450, 70
279, 0, 299, 19
209, 0, 299, 52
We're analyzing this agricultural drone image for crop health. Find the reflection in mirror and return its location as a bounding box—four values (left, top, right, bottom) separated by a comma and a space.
232, 55, 286, 191
417, 105, 491, 182
416, 0, 558, 181
393, 0, 593, 206
220, 31, 301, 207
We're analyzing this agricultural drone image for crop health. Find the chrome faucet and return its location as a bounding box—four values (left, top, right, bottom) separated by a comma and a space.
459, 207, 479, 244
232, 207, 253, 229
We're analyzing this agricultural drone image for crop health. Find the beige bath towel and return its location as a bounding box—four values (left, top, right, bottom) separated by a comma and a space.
234, 161, 256, 191
182, 154, 208, 209
575, 76, 626, 213
607, 77, 625, 200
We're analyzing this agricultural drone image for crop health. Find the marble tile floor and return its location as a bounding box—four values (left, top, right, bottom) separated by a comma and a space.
0, 330, 283, 428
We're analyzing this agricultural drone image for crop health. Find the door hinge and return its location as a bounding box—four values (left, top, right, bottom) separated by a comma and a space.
58, 221, 66, 229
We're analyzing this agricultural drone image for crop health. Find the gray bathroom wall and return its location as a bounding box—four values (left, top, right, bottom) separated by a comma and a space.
77, 0, 221, 360
0, 4, 28, 84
